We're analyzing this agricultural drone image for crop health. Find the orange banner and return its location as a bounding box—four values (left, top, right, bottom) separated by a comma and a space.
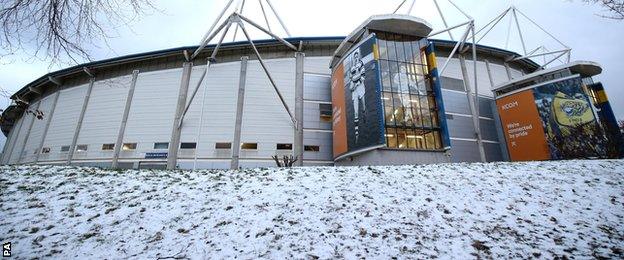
496, 90, 551, 161
332, 64, 348, 157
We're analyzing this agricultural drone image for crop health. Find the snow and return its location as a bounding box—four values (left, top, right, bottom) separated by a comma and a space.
1, 160, 623, 259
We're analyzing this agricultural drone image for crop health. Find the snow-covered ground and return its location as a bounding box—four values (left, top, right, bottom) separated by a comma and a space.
1, 160, 623, 259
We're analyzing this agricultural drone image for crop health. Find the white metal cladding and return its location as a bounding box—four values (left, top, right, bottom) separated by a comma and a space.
303, 74, 331, 102
20, 96, 54, 163
178, 61, 239, 159
4, 115, 25, 164
436, 57, 525, 97
74, 76, 132, 160
239, 58, 296, 160
304, 57, 332, 75
40, 84, 88, 162
122, 68, 182, 159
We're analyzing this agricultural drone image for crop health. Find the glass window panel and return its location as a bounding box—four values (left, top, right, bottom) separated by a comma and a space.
392, 93, 406, 125
154, 142, 169, 150
433, 131, 442, 149
428, 96, 437, 109
76, 145, 88, 152
385, 128, 397, 148
215, 143, 232, 149
383, 92, 395, 126
397, 128, 407, 149
241, 143, 258, 150
430, 110, 439, 127
425, 132, 436, 150
377, 33, 388, 60
386, 35, 397, 61
102, 144, 115, 151
304, 145, 320, 152
277, 143, 293, 150
410, 41, 423, 64
405, 129, 417, 149
122, 143, 137, 151
389, 62, 400, 92
420, 96, 430, 110
397, 40, 408, 62
180, 143, 197, 149
380, 60, 391, 92
421, 109, 432, 127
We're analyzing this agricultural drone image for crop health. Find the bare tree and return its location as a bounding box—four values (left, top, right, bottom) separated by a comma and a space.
583, 0, 624, 20
0, 0, 157, 66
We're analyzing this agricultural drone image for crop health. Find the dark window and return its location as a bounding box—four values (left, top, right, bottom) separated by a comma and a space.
102, 144, 115, 151
154, 142, 169, 150
41, 147, 51, 154
319, 104, 332, 122
215, 143, 232, 149
76, 145, 88, 152
241, 143, 257, 150
60, 146, 70, 152
122, 143, 137, 151
180, 143, 197, 149
277, 143, 292, 150
304, 145, 320, 152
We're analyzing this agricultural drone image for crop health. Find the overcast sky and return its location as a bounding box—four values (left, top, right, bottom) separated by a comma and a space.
0, 0, 622, 143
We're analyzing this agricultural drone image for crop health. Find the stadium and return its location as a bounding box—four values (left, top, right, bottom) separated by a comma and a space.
0, 2, 620, 169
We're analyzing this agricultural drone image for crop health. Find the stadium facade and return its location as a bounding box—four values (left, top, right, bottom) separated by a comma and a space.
0, 14, 618, 169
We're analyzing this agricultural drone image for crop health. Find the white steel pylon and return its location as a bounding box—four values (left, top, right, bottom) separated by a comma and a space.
176, 2, 299, 170
196, 0, 291, 51
472, 6, 571, 69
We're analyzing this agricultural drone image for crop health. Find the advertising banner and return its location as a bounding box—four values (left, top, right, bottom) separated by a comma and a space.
497, 76, 605, 161
497, 90, 551, 161
533, 77, 603, 159
331, 36, 385, 159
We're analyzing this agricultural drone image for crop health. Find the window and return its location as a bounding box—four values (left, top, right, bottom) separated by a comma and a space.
76, 145, 88, 152
304, 145, 320, 152
277, 143, 293, 150
180, 142, 197, 149
241, 143, 257, 150
41, 147, 51, 154
319, 104, 333, 123
102, 144, 115, 151
374, 30, 444, 151
215, 143, 232, 149
154, 142, 169, 150
60, 146, 70, 152
122, 143, 137, 151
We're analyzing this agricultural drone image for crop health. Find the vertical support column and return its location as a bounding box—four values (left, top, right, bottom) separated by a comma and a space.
67, 78, 95, 165
111, 70, 140, 169
167, 62, 193, 170
485, 59, 510, 161
458, 55, 487, 162
35, 91, 60, 163
231, 57, 248, 170
503, 62, 513, 80
17, 101, 41, 163
294, 52, 304, 166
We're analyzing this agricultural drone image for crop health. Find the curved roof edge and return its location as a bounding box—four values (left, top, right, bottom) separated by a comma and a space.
492, 60, 602, 92
330, 14, 434, 68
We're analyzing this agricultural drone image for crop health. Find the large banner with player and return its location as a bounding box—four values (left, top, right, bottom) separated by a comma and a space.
497, 76, 605, 161
331, 36, 385, 159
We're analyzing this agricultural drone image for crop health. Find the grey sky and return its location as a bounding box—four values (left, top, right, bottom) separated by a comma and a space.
0, 0, 622, 141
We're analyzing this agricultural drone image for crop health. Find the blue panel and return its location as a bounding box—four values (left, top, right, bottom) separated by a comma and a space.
426, 43, 451, 149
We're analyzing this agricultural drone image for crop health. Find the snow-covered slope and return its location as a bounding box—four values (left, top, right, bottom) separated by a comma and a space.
1, 160, 623, 259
